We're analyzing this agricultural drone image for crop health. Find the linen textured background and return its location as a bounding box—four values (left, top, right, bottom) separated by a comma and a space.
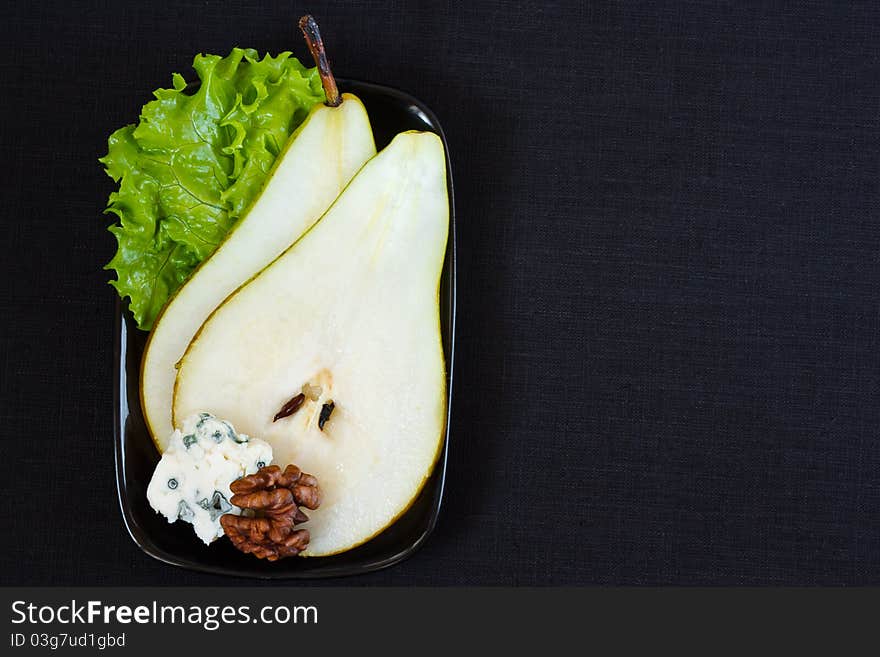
2, 1, 879, 584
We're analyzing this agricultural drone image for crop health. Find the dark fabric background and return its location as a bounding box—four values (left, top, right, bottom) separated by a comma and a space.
2, 0, 880, 585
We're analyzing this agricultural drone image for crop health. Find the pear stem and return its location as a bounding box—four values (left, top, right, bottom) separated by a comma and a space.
299, 15, 342, 107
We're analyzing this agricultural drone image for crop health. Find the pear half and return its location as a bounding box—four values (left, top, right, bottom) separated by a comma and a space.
173, 131, 449, 556
142, 95, 375, 449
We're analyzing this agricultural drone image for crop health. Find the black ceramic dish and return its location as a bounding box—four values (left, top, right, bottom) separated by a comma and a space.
113, 79, 456, 578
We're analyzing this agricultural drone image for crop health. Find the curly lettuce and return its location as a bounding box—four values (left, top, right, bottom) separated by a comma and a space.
101, 48, 325, 330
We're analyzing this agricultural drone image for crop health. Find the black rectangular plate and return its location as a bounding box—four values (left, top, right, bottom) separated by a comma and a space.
113, 79, 456, 578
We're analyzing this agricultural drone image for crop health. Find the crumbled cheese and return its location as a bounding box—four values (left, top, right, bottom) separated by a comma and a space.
146, 413, 272, 544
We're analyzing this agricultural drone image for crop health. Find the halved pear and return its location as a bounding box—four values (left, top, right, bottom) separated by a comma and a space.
142, 95, 375, 449
173, 131, 449, 556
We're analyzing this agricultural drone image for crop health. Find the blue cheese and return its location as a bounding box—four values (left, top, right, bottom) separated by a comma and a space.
147, 413, 273, 544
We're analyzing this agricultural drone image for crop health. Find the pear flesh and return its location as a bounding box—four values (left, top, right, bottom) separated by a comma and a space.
141, 95, 376, 449
174, 132, 449, 556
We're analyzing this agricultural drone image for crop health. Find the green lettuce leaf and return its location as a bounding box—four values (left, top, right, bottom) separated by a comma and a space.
101, 48, 324, 330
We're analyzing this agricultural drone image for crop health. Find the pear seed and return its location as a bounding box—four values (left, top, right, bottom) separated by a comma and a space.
274, 393, 305, 422
318, 401, 335, 431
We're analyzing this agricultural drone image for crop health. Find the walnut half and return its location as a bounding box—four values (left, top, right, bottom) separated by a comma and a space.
220, 464, 321, 561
